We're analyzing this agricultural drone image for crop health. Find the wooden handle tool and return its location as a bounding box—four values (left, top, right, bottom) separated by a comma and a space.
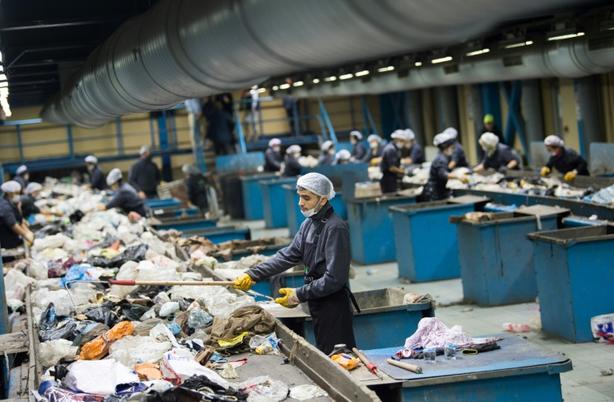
108, 279, 234, 286
352, 347, 384, 380
386, 358, 423, 374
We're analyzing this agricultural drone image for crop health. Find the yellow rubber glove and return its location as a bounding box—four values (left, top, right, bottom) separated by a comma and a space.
233, 273, 255, 291
540, 166, 551, 177
563, 170, 577, 182
274, 288, 300, 308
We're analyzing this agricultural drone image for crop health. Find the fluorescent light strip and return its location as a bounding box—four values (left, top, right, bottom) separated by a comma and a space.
377, 66, 395, 73
466, 48, 490, 57
355, 70, 370, 77
339, 73, 353, 80
312, 78, 320, 84
279, 83, 290, 90
414, 61, 423, 67
293, 81, 304, 87
547, 31, 585, 41
431, 56, 453, 64
272, 85, 279, 91
505, 40, 534, 49
257, 88, 266, 93
324, 76, 337, 82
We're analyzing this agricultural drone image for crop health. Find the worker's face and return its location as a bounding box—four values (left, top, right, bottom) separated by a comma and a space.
8, 192, 20, 203
350, 137, 357, 145
23, 173, 30, 181
272, 145, 281, 153
86, 163, 95, 171
546, 146, 561, 157
111, 182, 120, 191
443, 145, 455, 157
485, 122, 494, 131
31, 190, 41, 199
298, 189, 323, 212
369, 140, 378, 149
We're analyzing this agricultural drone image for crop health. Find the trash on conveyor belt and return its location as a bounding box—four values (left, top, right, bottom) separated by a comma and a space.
2, 182, 332, 402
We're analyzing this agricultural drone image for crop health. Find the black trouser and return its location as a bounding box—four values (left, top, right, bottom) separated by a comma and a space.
380, 174, 398, 194
307, 289, 356, 355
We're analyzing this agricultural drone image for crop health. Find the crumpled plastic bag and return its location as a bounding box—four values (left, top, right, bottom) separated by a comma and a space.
160, 348, 229, 389
4, 268, 35, 305
84, 305, 118, 327
12, 258, 48, 280
289, 384, 328, 401
64, 359, 139, 395
33, 284, 96, 316
39, 339, 78, 367
60, 264, 99, 287
79, 321, 135, 360
109, 335, 172, 368
39, 304, 79, 342
32, 233, 71, 251
240, 376, 289, 402
159, 302, 180, 318
187, 308, 213, 330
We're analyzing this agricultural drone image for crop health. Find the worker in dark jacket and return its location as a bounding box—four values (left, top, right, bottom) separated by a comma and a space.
349, 130, 367, 162
20, 182, 42, 219
204, 99, 235, 155
481, 114, 505, 145
442, 127, 468, 169
100, 168, 147, 217
264, 138, 283, 172
282, 145, 303, 177
182, 164, 209, 215
363, 134, 383, 165
13, 165, 29, 193
318, 141, 336, 166
85, 155, 106, 191
129, 146, 161, 199
421, 133, 468, 202
474, 132, 520, 173
234, 173, 356, 354
401, 129, 425, 165
0, 181, 33, 255
540, 135, 588, 182
379, 130, 410, 193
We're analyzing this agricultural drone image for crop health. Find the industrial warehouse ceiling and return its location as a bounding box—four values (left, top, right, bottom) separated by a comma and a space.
0, 0, 156, 108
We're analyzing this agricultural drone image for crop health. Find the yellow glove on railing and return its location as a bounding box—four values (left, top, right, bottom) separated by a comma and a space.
540, 166, 551, 177
563, 170, 577, 182
274, 288, 300, 308
233, 273, 255, 291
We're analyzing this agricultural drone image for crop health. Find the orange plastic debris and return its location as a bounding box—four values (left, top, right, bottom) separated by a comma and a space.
135, 363, 163, 380
78, 321, 135, 360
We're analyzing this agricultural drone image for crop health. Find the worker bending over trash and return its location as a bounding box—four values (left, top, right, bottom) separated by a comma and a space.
98, 168, 147, 220
540, 135, 588, 181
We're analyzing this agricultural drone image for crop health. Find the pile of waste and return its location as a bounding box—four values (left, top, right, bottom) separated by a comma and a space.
3, 182, 330, 402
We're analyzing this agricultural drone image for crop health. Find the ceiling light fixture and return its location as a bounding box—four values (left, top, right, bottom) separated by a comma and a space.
339, 73, 353, 80
272, 85, 279, 91
414, 61, 423, 67
547, 31, 585, 41
377, 66, 395, 73
312, 78, 320, 84
355, 70, 370, 77
504, 40, 534, 49
324, 76, 337, 82
466, 48, 490, 57
431, 56, 453, 64
293, 81, 304, 87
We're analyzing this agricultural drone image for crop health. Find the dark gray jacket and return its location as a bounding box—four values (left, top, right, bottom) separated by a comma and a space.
247, 203, 350, 302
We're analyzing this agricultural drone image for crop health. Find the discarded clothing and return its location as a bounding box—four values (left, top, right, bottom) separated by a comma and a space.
209, 306, 275, 349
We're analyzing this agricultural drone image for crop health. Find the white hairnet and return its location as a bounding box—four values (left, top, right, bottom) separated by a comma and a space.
350, 130, 363, 141
390, 129, 405, 140
182, 164, 199, 175
404, 129, 416, 141
106, 168, 123, 186
433, 132, 452, 147
1, 181, 21, 193
479, 132, 500, 149
544, 135, 564, 147
139, 145, 151, 156
336, 149, 351, 161
286, 145, 302, 155
25, 182, 42, 194
84, 155, 98, 164
296, 172, 335, 200
16, 165, 28, 175
321, 140, 334, 151
268, 138, 281, 147
367, 134, 381, 143
443, 127, 458, 139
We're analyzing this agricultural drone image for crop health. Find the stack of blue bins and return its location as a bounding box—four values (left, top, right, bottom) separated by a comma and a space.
259, 177, 298, 228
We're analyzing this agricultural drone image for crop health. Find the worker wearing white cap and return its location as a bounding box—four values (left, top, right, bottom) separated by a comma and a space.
400, 128, 425, 165
474, 132, 520, 173
318, 140, 336, 166
98, 168, 147, 217
443, 127, 468, 169
234, 172, 357, 354
349, 130, 367, 162
364, 134, 383, 165
379, 130, 409, 193
20, 182, 42, 219
335, 149, 351, 165
13, 165, 29, 192
264, 138, 283, 172
128, 145, 161, 199
84, 155, 106, 191
421, 133, 468, 201
540, 135, 588, 182
282, 145, 303, 177
0, 180, 34, 253
182, 164, 209, 215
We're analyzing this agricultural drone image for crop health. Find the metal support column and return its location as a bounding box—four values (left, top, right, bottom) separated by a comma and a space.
480, 83, 503, 131
503, 81, 528, 155
234, 110, 247, 154
521, 80, 544, 164
115, 117, 125, 155
574, 76, 605, 158
318, 99, 337, 144
361, 95, 377, 135
406, 90, 425, 145
188, 112, 207, 172
433, 86, 459, 132
15, 124, 24, 162
66, 125, 74, 158
156, 111, 173, 181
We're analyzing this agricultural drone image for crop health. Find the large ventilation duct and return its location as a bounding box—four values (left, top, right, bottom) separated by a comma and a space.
292, 39, 614, 97
41, 0, 587, 127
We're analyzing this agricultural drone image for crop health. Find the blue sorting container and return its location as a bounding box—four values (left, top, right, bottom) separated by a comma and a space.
240, 173, 278, 220
390, 195, 489, 283
561, 215, 609, 228
283, 184, 349, 237
260, 177, 297, 228
253, 270, 305, 299
528, 225, 614, 342
300, 288, 434, 349
453, 205, 568, 306
151, 207, 201, 220
145, 198, 181, 209
152, 217, 217, 232
346, 194, 417, 265
181, 226, 250, 244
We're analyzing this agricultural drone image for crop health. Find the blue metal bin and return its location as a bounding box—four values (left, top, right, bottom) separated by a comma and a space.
390, 195, 489, 283
152, 217, 217, 232
259, 177, 297, 228
346, 194, 417, 265
180, 226, 250, 244
528, 225, 614, 342
240, 173, 278, 220
453, 205, 568, 306
145, 198, 182, 209
283, 184, 348, 237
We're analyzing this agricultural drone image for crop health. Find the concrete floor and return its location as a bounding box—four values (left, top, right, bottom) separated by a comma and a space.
240, 219, 614, 401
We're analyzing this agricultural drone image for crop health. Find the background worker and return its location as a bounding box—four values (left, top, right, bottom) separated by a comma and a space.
443, 127, 468, 169
282, 145, 303, 177
349, 130, 367, 162
234, 173, 357, 354
0, 181, 34, 255
335, 149, 351, 165
182, 164, 209, 216
13, 165, 29, 192
481, 114, 505, 145
264, 138, 283, 173
318, 140, 336, 166
379, 130, 411, 193
129, 145, 161, 199
363, 134, 383, 165
99, 168, 147, 218
421, 132, 468, 201
540, 135, 588, 182
474, 132, 520, 173
401, 128, 425, 165
84, 155, 106, 191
